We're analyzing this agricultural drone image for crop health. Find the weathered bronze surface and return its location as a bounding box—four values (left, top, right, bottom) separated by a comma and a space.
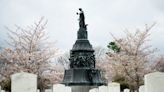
62, 8, 105, 86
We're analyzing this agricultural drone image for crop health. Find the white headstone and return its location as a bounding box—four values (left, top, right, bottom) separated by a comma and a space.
108, 82, 120, 92
145, 72, 164, 92
89, 88, 98, 92
124, 89, 130, 92
139, 85, 144, 92
11, 72, 37, 92
37, 89, 40, 92
65, 86, 71, 92
1, 90, 5, 92
45, 89, 52, 92
53, 84, 71, 92
99, 86, 108, 92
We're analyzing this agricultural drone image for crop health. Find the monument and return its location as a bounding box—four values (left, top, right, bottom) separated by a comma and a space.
62, 8, 105, 92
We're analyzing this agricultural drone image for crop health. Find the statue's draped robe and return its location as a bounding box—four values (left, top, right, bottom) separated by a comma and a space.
79, 11, 86, 28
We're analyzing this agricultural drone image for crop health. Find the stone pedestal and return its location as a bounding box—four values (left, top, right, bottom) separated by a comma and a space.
72, 86, 91, 92
63, 68, 104, 86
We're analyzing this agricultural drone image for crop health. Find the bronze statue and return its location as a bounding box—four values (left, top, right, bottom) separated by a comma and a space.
77, 8, 86, 29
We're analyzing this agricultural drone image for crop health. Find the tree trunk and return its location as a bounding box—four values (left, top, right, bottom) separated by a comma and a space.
39, 79, 45, 92
136, 76, 140, 92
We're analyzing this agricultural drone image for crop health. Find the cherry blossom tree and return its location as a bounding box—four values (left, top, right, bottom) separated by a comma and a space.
105, 24, 158, 92
154, 56, 164, 72
57, 52, 70, 69
0, 18, 61, 92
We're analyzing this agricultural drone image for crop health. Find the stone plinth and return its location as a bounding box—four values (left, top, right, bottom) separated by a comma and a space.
72, 86, 90, 92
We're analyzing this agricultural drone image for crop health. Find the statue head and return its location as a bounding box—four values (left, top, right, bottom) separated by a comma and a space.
79, 8, 82, 11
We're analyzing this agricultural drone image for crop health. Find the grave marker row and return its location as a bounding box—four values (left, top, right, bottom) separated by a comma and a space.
9, 71, 164, 92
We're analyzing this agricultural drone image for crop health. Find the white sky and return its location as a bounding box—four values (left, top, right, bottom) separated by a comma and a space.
0, 0, 164, 54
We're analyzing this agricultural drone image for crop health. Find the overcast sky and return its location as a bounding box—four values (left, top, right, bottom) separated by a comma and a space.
0, 0, 164, 54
